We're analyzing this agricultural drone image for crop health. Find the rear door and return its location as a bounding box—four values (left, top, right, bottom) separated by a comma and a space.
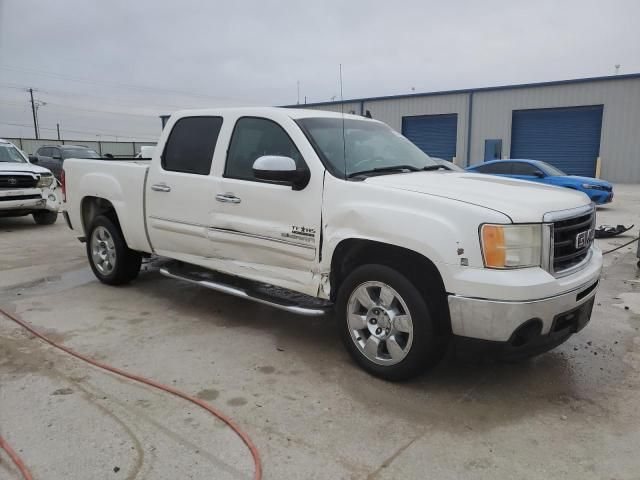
145, 116, 223, 260
210, 114, 323, 295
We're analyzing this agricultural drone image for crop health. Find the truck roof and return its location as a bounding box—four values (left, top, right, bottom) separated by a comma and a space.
170, 106, 376, 122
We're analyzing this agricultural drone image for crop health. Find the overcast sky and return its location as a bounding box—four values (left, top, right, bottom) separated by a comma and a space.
1, 0, 638, 142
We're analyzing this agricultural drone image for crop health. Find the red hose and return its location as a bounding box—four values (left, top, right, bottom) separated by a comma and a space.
0, 435, 33, 480
0, 308, 262, 480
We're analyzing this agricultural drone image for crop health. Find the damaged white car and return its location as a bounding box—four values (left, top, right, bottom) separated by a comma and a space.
0, 138, 60, 225
62, 108, 602, 381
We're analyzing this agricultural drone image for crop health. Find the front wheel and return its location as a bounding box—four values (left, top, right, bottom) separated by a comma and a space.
336, 264, 444, 381
87, 215, 141, 285
32, 211, 58, 225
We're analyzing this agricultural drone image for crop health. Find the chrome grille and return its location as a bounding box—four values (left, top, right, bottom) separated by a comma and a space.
552, 209, 595, 273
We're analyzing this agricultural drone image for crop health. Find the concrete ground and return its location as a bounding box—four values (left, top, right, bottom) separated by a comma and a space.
1, 185, 639, 480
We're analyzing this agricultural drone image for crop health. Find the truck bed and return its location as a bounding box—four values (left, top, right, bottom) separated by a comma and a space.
63, 158, 152, 252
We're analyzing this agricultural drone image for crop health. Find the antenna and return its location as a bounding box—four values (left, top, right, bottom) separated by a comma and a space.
340, 64, 346, 179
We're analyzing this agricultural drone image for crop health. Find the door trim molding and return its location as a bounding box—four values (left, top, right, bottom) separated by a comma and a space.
209, 226, 316, 250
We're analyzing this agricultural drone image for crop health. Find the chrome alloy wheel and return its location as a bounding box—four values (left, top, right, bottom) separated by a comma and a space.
90, 226, 116, 275
346, 281, 414, 366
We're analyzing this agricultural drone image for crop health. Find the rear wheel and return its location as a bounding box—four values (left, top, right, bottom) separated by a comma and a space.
87, 215, 141, 285
32, 211, 58, 225
336, 264, 444, 381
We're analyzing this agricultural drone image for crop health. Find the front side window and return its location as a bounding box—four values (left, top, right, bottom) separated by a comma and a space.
162, 116, 223, 175
0, 144, 28, 163
225, 117, 304, 181
538, 161, 566, 176
38, 147, 51, 157
296, 117, 437, 178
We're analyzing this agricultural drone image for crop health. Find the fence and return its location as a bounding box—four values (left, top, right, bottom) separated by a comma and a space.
4, 137, 157, 158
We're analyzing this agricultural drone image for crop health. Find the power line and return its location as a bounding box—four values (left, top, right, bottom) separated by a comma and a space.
0, 121, 158, 141
0, 99, 157, 118
0, 64, 258, 104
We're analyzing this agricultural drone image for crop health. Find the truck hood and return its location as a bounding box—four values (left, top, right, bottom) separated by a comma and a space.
365, 171, 591, 222
0, 162, 52, 175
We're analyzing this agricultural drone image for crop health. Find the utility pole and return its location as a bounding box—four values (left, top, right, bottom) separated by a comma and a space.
29, 88, 39, 139
56, 123, 61, 141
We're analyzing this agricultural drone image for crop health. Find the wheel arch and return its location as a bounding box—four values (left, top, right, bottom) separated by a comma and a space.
329, 238, 451, 336
81, 196, 122, 238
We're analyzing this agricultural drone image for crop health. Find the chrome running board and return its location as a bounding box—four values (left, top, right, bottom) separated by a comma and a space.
159, 266, 329, 317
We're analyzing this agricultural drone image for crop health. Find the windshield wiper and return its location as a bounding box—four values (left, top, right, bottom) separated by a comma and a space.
347, 163, 449, 178
347, 165, 421, 178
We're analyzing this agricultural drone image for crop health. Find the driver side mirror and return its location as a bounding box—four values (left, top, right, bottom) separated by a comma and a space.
29, 155, 38, 163
534, 171, 545, 178
252, 155, 310, 190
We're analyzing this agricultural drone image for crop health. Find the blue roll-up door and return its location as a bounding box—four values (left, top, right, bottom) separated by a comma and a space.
402, 114, 457, 160
511, 105, 603, 177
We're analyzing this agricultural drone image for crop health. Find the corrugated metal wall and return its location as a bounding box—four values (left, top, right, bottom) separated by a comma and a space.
302, 76, 640, 182
469, 78, 640, 182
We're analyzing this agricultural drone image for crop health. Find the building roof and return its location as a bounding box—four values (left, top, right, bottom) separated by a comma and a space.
291, 72, 640, 108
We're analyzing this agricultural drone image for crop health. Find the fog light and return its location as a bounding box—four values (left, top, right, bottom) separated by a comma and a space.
48, 195, 56, 201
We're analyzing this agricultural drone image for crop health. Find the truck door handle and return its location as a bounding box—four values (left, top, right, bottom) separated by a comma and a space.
216, 193, 241, 204
151, 183, 171, 192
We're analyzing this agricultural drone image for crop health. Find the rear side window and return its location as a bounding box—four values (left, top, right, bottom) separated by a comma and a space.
225, 117, 304, 181
162, 116, 223, 175
477, 162, 512, 174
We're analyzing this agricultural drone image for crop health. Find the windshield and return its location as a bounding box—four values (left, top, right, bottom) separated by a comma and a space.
297, 117, 437, 178
537, 161, 566, 176
0, 144, 28, 163
62, 148, 100, 159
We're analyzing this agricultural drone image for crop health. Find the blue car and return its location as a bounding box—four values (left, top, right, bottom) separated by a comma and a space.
466, 159, 614, 204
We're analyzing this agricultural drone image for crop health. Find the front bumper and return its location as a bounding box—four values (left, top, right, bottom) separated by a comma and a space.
453, 295, 595, 359
589, 190, 613, 205
0, 187, 59, 214
449, 276, 598, 341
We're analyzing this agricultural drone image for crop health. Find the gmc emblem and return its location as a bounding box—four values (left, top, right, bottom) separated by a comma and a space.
575, 229, 594, 249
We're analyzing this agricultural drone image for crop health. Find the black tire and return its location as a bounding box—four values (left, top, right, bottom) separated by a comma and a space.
32, 210, 58, 225
86, 215, 142, 285
336, 264, 444, 381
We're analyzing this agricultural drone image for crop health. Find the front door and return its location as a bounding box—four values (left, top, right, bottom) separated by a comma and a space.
484, 139, 502, 161
210, 115, 323, 295
145, 116, 223, 260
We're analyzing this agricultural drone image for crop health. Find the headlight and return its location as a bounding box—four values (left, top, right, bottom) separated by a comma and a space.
480, 224, 542, 269
36, 174, 54, 188
581, 183, 603, 190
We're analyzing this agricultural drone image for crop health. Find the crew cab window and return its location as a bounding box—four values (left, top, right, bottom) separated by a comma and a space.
38, 147, 51, 157
476, 162, 512, 174
162, 116, 223, 175
512, 162, 543, 176
225, 117, 304, 181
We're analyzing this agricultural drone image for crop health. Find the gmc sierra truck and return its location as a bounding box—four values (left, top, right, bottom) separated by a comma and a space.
62, 108, 602, 380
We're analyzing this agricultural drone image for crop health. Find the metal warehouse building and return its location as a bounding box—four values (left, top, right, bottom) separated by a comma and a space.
299, 73, 640, 183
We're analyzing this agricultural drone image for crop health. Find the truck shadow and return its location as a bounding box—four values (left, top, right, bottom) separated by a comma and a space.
127, 268, 625, 432
0, 214, 61, 231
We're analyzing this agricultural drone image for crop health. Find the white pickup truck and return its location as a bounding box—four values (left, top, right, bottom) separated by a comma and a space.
62, 107, 602, 380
